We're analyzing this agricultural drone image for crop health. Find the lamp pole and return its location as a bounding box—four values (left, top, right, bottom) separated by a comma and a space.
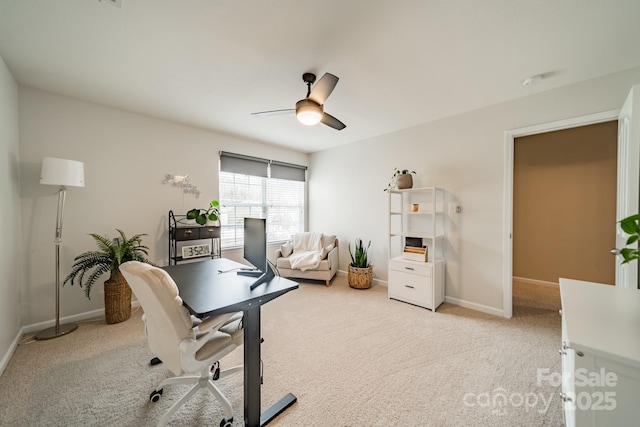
36, 157, 84, 341
36, 185, 78, 340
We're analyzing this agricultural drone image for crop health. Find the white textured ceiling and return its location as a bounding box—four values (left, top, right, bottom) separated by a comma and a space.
1, 0, 640, 153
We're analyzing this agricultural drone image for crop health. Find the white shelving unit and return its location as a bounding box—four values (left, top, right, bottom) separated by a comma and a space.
387, 187, 445, 311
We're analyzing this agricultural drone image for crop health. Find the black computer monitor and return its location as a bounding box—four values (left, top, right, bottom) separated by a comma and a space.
241, 217, 274, 290
243, 217, 267, 273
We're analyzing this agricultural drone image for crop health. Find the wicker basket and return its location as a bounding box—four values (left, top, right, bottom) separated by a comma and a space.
104, 274, 132, 324
348, 265, 373, 289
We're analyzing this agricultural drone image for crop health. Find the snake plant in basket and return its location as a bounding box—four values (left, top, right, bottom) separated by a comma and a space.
348, 238, 373, 289
63, 229, 155, 323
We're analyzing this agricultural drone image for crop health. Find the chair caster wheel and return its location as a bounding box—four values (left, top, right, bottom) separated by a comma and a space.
220, 417, 233, 427
150, 389, 163, 403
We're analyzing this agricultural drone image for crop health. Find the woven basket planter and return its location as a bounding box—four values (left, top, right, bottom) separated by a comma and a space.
348, 265, 373, 289
104, 274, 132, 324
396, 173, 413, 189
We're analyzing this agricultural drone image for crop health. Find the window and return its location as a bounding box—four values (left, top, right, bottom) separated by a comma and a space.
218, 152, 306, 248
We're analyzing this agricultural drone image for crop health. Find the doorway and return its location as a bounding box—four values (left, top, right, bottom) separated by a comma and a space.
503, 110, 620, 318
511, 122, 618, 317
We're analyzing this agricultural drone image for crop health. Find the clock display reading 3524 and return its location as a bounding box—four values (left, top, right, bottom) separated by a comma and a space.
181, 243, 212, 259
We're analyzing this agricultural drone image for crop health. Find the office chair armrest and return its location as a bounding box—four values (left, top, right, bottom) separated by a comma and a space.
179, 313, 234, 354
197, 312, 236, 334
179, 328, 232, 357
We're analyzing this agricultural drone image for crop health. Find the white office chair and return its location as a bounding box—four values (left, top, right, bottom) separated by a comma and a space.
119, 261, 243, 427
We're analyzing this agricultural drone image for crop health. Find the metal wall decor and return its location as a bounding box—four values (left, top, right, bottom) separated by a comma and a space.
162, 174, 200, 198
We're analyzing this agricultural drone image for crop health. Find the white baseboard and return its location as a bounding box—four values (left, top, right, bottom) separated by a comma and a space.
336, 269, 387, 286
0, 328, 22, 379
372, 275, 502, 317
0, 301, 141, 378
513, 276, 559, 288
347, 271, 502, 316
21, 301, 141, 335
444, 296, 504, 317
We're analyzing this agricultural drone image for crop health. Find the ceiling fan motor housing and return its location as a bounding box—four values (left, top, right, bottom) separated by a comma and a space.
302, 72, 316, 84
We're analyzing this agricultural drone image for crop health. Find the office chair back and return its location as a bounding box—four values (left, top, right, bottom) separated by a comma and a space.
119, 261, 196, 375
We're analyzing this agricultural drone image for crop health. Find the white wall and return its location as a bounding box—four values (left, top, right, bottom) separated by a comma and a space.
0, 55, 21, 367
18, 87, 308, 326
309, 66, 640, 316
14, 66, 640, 329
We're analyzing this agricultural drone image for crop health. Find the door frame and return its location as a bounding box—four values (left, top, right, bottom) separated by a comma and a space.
502, 110, 620, 318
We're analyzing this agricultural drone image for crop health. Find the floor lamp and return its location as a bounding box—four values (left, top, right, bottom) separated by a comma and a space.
36, 157, 85, 340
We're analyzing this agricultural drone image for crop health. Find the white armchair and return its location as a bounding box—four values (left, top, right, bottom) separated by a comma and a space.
273, 233, 339, 286
119, 261, 243, 427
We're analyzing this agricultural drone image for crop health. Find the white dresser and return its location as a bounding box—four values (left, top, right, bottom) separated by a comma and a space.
559, 279, 640, 426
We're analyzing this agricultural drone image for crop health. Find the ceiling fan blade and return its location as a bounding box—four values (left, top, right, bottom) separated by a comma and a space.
321, 112, 346, 130
308, 73, 339, 105
251, 108, 295, 116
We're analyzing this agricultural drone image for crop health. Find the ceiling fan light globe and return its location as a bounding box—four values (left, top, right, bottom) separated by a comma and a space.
295, 99, 323, 126
297, 110, 322, 126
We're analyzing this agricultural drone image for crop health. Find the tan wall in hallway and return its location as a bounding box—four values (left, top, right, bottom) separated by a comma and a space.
513, 121, 618, 284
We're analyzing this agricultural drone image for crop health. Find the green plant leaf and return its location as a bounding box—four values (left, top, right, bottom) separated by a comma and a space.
627, 235, 640, 245
620, 219, 638, 235
186, 209, 200, 220
349, 238, 371, 268
63, 229, 155, 299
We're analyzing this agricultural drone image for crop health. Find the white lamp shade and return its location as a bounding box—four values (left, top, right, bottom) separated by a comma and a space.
40, 157, 85, 187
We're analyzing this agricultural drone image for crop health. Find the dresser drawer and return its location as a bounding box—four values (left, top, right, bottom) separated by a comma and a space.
389, 259, 432, 277
174, 227, 199, 240
388, 269, 432, 307
199, 226, 220, 239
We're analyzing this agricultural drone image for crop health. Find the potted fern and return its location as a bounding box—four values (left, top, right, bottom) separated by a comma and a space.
348, 238, 373, 289
63, 229, 155, 324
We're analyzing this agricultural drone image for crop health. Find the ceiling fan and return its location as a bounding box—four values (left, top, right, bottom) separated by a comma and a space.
251, 72, 346, 130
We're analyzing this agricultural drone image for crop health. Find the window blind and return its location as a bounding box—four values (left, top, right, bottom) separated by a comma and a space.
218, 152, 307, 248
219, 151, 269, 178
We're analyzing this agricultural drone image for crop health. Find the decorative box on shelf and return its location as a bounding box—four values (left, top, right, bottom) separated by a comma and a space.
402, 246, 428, 262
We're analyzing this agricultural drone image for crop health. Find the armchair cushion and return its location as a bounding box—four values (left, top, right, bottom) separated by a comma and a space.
280, 241, 293, 258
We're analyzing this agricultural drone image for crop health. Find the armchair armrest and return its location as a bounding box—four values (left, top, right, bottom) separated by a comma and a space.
327, 243, 339, 267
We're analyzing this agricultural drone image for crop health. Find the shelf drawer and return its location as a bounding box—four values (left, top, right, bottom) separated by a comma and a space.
199, 226, 220, 239
174, 227, 199, 240
389, 259, 432, 277
388, 269, 432, 307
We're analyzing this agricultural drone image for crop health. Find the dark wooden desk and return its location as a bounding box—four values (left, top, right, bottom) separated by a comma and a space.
163, 258, 299, 427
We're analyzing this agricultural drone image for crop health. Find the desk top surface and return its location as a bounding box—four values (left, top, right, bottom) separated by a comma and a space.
560, 278, 640, 367
163, 258, 298, 317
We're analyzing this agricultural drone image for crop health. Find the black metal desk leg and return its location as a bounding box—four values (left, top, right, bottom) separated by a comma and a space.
244, 305, 262, 426
243, 304, 297, 427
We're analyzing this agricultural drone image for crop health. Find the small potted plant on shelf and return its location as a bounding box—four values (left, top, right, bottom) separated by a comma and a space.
187, 199, 221, 226
348, 238, 373, 289
63, 229, 155, 324
384, 168, 416, 192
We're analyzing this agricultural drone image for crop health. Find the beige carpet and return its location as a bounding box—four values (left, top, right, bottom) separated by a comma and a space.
0, 275, 563, 426
512, 279, 561, 319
